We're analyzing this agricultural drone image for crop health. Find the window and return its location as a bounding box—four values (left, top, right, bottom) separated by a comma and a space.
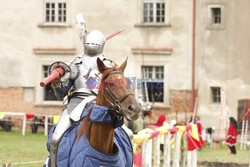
211, 87, 221, 103
211, 8, 221, 24
45, 1, 67, 23
143, 0, 165, 23
142, 66, 164, 102
207, 4, 225, 29
43, 66, 62, 101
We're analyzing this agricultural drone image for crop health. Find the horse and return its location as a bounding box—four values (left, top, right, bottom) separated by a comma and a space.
46, 57, 141, 167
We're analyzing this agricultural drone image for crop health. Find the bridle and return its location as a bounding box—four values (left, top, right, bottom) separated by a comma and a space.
101, 70, 134, 119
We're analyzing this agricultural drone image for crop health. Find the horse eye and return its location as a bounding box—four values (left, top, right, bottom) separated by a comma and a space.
108, 82, 115, 88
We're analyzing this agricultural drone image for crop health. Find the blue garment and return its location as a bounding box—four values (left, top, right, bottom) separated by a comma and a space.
46, 104, 132, 167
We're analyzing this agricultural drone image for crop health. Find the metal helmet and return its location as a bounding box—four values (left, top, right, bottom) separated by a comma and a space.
84, 29, 105, 56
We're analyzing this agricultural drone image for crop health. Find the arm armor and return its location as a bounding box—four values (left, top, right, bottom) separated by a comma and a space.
50, 60, 79, 99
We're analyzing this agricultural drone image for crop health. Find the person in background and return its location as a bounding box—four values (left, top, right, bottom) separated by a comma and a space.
226, 117, 238, 154
206, 127, 215, 148
196, 116, 205, 148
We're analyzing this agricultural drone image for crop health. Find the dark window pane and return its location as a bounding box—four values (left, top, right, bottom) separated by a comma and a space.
51, 3, 55, 8
149, 16, 153, 22
143, 82, 164, 102
143, 66, 153, 79
157, 17, 160, 22
150, 10, 153, 15
155, 66, 164, 79
63, 3, 66, 8
211, 87, 221, 103
211, 8, 221, 24
46, 3, 50, 8
143, 3, 154, 23
157, 3, 160, 9
63, 16, 66, 22
58, 3, 62, 8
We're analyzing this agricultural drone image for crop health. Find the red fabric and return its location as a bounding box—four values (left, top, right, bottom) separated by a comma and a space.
26, 113, 35, 120
186, 125, 199, 151
133, 151, 142, 167
226, 123, 237, 146
154, 115, 166, 127
196, 121, 205, 147
186, 124, 203, 151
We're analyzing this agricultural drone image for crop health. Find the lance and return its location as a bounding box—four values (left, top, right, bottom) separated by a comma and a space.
105, 29, 125, 41
40, 67, 64, 87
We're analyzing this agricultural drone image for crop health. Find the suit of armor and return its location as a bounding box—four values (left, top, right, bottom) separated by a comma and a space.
47, 14, 112, 167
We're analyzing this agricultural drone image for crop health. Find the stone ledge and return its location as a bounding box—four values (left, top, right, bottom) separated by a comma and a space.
37, 22, 72, 28
33, 47, 76, 55
132, 47, 173, 55
134, 23, 171, 28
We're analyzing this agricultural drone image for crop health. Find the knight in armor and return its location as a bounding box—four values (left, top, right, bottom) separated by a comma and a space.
44, 14, 114, 167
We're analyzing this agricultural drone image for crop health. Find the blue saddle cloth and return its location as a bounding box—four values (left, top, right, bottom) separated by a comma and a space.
46, 104, 133, 167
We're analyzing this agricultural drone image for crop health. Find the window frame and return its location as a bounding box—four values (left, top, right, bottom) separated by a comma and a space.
143, 66, 164, 79
133, 54, 170, 108
143, 0, 165, 23
211, 87, 221, 104
35, 63, 64, 106
142, 65, 164, 103
40, 0, 69, 27
207, 4, 225, 30
136, 0, 170, 27
211, 7, 221, 24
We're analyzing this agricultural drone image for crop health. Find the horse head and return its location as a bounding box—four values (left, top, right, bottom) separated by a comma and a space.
96, 57, 141, 121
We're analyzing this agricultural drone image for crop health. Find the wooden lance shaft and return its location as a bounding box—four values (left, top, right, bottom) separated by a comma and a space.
40, 67, 64, 87
105, 29, 125, 41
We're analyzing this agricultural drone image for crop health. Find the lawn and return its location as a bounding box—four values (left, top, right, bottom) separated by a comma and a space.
0, 130, 48, 167
0, 130, 249, 166
198, 144, 249, 165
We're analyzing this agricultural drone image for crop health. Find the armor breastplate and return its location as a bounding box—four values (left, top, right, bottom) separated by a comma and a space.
71, 55, 103, 94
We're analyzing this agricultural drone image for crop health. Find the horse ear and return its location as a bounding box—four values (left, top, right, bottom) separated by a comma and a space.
119, 57, 128, 72
97, 57, 107, 73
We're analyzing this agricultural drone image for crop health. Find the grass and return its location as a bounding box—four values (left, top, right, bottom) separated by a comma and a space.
0, 130, 249, 166
198, 144, 249, 165
0, 130, 47, 167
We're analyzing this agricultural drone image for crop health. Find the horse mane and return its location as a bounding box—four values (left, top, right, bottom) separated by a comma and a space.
76, 109, 92, 140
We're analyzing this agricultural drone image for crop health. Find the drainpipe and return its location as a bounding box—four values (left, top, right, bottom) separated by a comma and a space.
191, 0, 196, 113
